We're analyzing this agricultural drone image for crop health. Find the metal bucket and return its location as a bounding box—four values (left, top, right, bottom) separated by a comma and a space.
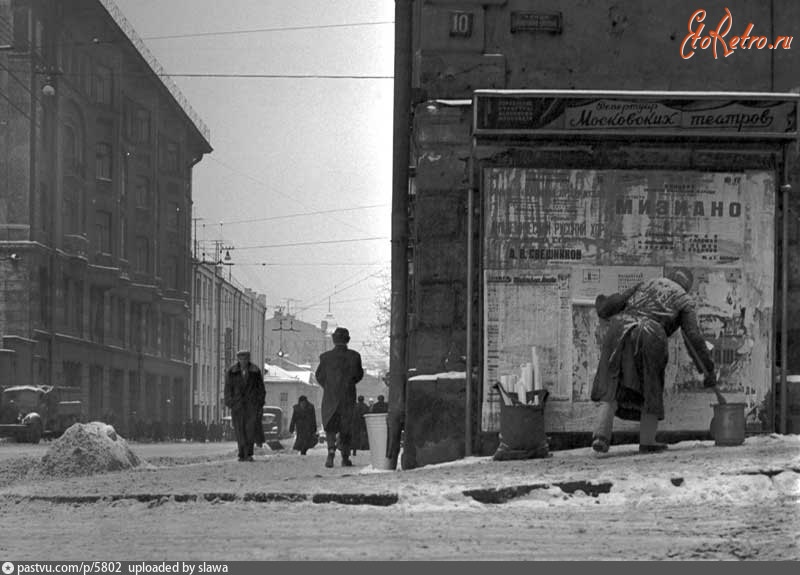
710, 403, 746, 446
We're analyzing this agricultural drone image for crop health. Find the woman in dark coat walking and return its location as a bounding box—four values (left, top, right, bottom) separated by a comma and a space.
289, 395, 318, 455
351, 395, 370, 454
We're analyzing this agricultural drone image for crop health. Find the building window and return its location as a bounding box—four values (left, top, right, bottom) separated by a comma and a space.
92, 65, 113, 105
95, 211, 112, 254
95, 143, 112, 180
12, 6, 29, 50
39, 267, 51, 327
167, 201, 180, 229
74, 281, 84, 335
124, 99, 152, 144
120, 153, 128, 201
90, 287, 104, 343
163, 318, 173, 357
134, 109, 151, 143
39, 183, 49, 232
111, 296, 126, 343
130, 302, 141, 345
165, 256, 178, 290
34, 18, 43, 55
134, 176, 150, 208
119, 216, 128, 260
135, 236, 149, 273
63, 123, 82, 173
62, 276, 71, 328
63, 187, 80, 234
160, 138, 180, 174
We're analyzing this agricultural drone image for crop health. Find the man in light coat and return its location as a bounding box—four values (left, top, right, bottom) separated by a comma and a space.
315, 327, 364, 468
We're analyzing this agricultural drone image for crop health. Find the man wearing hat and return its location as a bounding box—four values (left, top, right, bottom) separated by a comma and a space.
590, 267, 716, 454
224, 349, 265, 461
315, 327, 364, 468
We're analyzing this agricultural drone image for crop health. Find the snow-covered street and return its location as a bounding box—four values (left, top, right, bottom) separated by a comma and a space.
0, 435, 798, 560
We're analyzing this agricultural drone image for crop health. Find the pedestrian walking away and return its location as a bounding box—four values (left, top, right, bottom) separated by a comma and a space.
590, 267, 716, 454
370, 395, 388, 414
289, 395, 318, 455
351, 395, 370, 455
315, 327, 364, 468
224, 350, 266, 461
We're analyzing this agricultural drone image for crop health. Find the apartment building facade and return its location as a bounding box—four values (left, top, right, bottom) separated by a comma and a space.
0, 0, 212, 434
192, 261, 266, 423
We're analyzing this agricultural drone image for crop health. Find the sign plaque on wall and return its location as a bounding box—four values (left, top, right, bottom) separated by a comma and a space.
449, 11, 474, 37
510, 12, 562, 34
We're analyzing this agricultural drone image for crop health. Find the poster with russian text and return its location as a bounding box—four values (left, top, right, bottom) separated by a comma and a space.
482, 168, 774, 433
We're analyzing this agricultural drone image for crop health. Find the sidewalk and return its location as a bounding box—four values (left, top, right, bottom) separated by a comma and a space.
1, 434, 798, 508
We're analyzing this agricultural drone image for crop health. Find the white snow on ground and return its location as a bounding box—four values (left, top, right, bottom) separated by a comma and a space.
380, 435, 800, 511
358, 465, 395, 474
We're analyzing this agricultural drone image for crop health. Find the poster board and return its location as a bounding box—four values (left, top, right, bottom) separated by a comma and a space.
482, 168, 775, 432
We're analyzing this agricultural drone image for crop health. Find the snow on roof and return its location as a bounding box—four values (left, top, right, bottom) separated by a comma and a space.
408, 372, 466, 382
263, 363, 315, 385
2, 385, 45, 393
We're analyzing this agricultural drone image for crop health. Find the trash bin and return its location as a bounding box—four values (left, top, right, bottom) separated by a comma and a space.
364, 413, 394, 470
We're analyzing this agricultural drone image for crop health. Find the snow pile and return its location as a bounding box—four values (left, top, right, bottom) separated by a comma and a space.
37, 422, 142, 478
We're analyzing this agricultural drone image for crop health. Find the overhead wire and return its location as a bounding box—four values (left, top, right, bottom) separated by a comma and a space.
211, 204, 388, 226
53, 20, 395, 47
231, 237, 388, 250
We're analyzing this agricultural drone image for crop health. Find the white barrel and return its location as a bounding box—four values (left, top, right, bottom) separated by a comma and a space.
364, 413, 394, 470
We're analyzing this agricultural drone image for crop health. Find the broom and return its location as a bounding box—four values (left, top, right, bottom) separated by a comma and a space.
681, 330, 726, 405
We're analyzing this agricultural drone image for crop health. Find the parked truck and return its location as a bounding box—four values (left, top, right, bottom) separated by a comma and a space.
0, 385, 82, 443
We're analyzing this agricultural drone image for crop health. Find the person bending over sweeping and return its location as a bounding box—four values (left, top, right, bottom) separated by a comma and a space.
590, 268, 716, 454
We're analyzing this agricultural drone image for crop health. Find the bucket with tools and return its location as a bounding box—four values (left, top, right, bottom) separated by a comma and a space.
682, 332, 745, 447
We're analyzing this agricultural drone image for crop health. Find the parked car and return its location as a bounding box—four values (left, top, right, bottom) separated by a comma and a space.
261, 406, 283, 440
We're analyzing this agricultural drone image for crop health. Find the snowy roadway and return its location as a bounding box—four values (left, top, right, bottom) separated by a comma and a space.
0, 436, 798, 560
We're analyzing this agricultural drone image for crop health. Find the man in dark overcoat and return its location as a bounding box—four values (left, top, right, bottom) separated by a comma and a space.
371, 395, 388, 414
224, 350, 266, 461
315, 327, 364, 468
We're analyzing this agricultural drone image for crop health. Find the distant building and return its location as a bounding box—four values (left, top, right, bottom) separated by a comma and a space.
0, 0, 211, 434
265, 310, 328, 368
192, 261, 266, 423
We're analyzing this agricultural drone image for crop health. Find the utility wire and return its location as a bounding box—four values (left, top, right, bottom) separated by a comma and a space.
297, 267, 383, 315
41, 70, 392, 80
140, 21, 395, 41
0, 89, 30, 120
293, 265, 381, 316
211, 204, 389, 226
54, 21, 395, 47
204, 155, 375, 237
233, 237, 388, 250
231, 261, 390, 267
162, 73, 393, 79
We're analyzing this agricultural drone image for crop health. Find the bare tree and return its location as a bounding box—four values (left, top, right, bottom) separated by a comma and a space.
365, 268, 391, 364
